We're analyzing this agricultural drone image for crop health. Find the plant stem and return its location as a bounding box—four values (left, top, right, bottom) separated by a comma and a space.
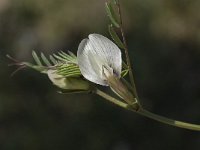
116, 1, 139, 99
137, 108, 200, 131
94, 88, 200, 131
94, 88, 128, 109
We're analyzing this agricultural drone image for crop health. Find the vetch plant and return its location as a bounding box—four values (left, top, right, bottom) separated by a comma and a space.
8, 0, 200, 131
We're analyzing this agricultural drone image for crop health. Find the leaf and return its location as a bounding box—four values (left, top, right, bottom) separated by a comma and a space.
112, 0, 118, 5
41, 52, 52, 66
53, 51, 77, 64
122, 61, 128, 69
105, 2, 120, 28
49, 55, 57, 65
53, 54, 67, 62
121, 69, 129, 77
57, 52, 74, 62
108, 24, 125, 49
32, 51, 42, 66
57, 52, 70, 60
67, 51, 76, 58
9, 51, 79, 75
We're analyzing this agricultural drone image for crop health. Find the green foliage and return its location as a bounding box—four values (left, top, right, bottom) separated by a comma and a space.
108, 24, 125, 49
105, 2, 120, 28
112, 0, 118, 5
121, 61, 129, 77
121, 69, 129, 77
32, 51, 43, 66
28, 51, 81, 78
41, 52, 51, 66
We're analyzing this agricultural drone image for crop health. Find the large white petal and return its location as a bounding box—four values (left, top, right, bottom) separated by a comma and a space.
77, 34, 122, 86
77, 38, 108, 86
88, 34, 122, 77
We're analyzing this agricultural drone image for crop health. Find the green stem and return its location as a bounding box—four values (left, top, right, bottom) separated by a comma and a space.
94, 88, 200, 131
137, 108, 200, 131
94, 88, 128, 108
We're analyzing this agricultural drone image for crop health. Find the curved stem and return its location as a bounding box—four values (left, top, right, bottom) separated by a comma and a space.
137, 108, 200, 131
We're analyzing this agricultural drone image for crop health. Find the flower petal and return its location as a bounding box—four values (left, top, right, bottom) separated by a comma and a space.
88, 34, 122, 77
77, 39, 108, 86
77, 33, 122, 86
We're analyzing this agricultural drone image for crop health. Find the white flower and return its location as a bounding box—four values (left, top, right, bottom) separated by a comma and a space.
77, 33, 122, 86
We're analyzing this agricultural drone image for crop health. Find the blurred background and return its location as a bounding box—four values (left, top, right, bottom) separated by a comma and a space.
0, 0, 200, 149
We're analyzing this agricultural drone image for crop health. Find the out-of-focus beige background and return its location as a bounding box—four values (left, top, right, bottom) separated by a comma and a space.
0, 0, 200, 149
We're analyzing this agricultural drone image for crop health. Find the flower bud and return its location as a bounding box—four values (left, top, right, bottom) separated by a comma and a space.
47, 69, 90, 91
